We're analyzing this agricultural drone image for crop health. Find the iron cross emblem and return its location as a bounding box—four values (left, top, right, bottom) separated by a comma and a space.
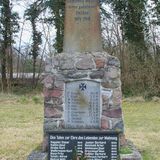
79, 83, 87, 91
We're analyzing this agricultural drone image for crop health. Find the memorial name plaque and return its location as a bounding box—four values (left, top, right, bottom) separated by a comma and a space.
65, 80, 101, 128
49, 131, 119, 160
63, 0, 102, 52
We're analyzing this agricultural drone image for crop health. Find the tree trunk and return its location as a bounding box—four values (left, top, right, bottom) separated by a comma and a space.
9, 46, 13, 81
32, 58, 36, 88
7, 46, 13, 92
1, 50, 7, 92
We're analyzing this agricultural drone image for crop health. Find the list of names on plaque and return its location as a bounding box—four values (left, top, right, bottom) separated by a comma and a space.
65, 80, 101, 128
49, 132, 119, 160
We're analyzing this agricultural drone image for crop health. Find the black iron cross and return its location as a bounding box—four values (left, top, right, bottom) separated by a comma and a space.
79, 83, 87, 91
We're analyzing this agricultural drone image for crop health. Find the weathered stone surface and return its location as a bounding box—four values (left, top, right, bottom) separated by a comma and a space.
68, 72, 88, 79
45, 65, 53, 73
112, 120, 124, 133
102, 89, 113, 110
103, 108, 122, 118
95, 58, 106, 68
43, 89, 63, 98
52, 57, 59, 67
90, 70, 104, 79
54, 79, 64, 89
44, 107, 63, 118
102, 78, 121, 88
59, 119, 65, 129
101, 116, 109, 129
60, 58, 75, 70
63, 70, 88, 79
112, 87, 122, 106
44, 97, 63, 106
55, 74, 64, 81
63, 0, 102, 53
43, 75, 55, 89
111, 78, 122, 88
105, 67, 120, 79
44, 103, 63, 110
76, 56, 95, 70
120, 133, 127, 146
102, 94, 109, 106
107, 56, 120, 68
44, 118, 60, 132
62, 70, 76, 77
112, 79, 122, 88
44, 103, 54, 108
27, 151, 48, 160
102, 102, 110, 111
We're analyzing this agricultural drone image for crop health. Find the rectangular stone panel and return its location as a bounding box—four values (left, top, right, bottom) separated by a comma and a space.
63, 0, 102, 52
65, 80, 101, 128
49, 131, 119, 160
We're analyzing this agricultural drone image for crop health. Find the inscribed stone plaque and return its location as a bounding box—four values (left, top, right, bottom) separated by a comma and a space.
49, 131, 119, 160
63, 0, 102, 53
65, 80, 101, 128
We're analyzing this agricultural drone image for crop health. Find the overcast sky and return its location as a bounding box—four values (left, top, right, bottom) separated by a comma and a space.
12, 0, 56, 55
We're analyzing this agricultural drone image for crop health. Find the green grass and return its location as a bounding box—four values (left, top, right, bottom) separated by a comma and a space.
0, 94, 43, 160
123, 100, 160, 160
0, 94, 160, 159
120, 146, 132, 154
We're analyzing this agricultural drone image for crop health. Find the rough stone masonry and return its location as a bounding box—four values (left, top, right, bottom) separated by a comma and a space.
42, 52, 125, 151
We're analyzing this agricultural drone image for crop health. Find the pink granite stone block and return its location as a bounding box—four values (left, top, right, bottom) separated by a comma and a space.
44, 107, 62, 118
101, 116, 109, 129
95, 58, 105, 68
103, 108, 122, 118
44, 88, 63, 98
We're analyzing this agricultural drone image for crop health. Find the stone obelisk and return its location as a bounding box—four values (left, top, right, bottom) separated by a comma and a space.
63, 0, 102, 53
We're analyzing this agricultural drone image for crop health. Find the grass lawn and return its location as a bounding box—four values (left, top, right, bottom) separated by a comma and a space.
123, 100, 160, 160
0, 94, 160, 160
0, 94, 43, 160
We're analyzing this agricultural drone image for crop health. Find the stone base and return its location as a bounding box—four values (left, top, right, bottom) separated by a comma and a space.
27, 151, 48, 160
43, 52, 125, 151
120, 141, 143, 160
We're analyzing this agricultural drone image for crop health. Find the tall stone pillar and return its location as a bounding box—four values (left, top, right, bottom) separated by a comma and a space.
63, 0, 102, 53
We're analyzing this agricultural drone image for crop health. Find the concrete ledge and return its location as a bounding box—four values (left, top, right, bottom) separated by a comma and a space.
120, 141, 143, 160
27, 151, 48, 160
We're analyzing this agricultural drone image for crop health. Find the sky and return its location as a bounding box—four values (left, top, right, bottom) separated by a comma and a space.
13, 1, 33, 46
12, 0, 56, 56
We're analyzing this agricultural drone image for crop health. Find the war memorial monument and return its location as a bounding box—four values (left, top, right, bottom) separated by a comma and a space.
28, 0, 142, 159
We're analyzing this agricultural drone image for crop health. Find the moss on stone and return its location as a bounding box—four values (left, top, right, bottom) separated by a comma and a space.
120, 146, 133, 154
